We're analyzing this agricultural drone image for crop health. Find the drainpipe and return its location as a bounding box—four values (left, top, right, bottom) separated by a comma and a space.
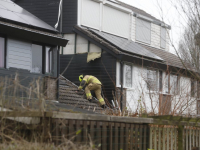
57, 46, 61, 100
120, 61, 123, 111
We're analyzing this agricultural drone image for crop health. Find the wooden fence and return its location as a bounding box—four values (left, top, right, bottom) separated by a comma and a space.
2, 111, 200, 150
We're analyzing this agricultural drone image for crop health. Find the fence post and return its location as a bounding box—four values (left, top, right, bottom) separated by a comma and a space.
178, 125, 184, 150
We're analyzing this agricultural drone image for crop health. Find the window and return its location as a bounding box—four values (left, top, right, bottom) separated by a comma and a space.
170, 74, 179, 95
45, 47, 53, 73
136, 18, 151, 44
125, 64, 132, 88
191, 79, 197, 97
161, 27, 166, 49
32, 44, 42, 73
197, 82, 200, 98
147, 69, 158, 91
0, 37, 5, 68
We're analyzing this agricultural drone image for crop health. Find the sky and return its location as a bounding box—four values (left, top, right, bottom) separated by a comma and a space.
121, 0, 187, 54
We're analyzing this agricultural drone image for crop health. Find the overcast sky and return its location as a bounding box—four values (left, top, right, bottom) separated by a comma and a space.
121, 0, 187, 54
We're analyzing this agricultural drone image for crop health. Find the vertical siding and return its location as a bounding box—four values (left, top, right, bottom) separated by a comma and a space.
102, 5, 130, 38
7, 38, 32, 71
60, 51, 116, 103
151, 23, 161, 49
15, 0, 77, 33
63, 34, 75, 54
131, 16, 136, 41
81, 0, 100, 29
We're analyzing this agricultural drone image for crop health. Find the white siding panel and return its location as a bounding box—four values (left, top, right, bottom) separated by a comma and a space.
90, 43, 101, 52
63, 34, 75, 54
7, 39, 31, 70
76, 35, 88, 53
151, 23, 160, 48
131, 16, 136, 41
81, 0, 100, 29
102, 5, 130, 38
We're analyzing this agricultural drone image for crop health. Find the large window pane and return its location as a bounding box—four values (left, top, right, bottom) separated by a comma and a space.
170, 74, 178, 94
0, 37, 5, 68
32, 44, 42, 73
46, 47, 53, 73
147, 69, 157, 91
125, 65, 132, 88
191, 79, 197, 97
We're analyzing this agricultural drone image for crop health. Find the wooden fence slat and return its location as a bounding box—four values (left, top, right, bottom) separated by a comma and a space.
69, 120, 75, 140
163, 128, 165, 150
186, 129, 188, 150
158, 127, 161, 150
171, 128, 173, 150
130, 124, 134, 150
190, 129, 191, 150
102, 122, 107, 150
193, 129, 195, 148
124, 124, 129, 150
167, 128, 169, 150
90, 121, 95, 144
83, 121, 88, 144
61, 120, 67, 143
96, 121, 101, 148
199, 130, 200, 148
139, 125, 143, 150
154, 127, 157, 150
119, 123, 125, 150
150, 127, 153, 149
135, 125, 139, 150
114, 123, 119, 150
56, 119, 59, 145
76, 120, 82, 143
109, 122, 113, 150
143, 125, 147, 150
196, 129, 198, 147
175, 127, 177, 150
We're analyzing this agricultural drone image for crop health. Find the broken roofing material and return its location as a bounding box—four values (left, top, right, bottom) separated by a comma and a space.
59, 75, 104, 113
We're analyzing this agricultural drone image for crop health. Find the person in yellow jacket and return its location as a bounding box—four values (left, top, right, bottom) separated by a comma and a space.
78, 75, 106, 108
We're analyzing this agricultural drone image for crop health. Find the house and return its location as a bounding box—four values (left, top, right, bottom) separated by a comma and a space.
15, 0, 199, 115
0, 0, 68, 100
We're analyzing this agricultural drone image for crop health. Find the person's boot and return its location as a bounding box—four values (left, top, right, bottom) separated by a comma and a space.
101, 104, 106, 109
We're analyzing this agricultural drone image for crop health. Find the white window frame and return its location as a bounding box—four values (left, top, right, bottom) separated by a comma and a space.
45, 47, 53, 74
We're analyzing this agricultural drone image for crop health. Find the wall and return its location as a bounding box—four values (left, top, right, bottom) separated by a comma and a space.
16, 0, 77, 33
116, 61, 197, 115
60, 51, 116, 103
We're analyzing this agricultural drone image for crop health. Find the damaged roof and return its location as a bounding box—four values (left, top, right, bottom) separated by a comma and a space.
74, 26, 192, 70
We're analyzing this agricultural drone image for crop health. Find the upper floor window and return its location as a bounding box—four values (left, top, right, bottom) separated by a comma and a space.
161, 27, 166, 49
147, 69, 158, 91
136, 18, 151, 44
0, 37, 5, 68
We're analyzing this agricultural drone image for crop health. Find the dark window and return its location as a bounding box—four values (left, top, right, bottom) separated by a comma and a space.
32, 44, 42, 73
191, 79, 196, 97
0, 37, 5, 68
159, 94, 171, 115
45, 47, 53, 73
159, 71, 162, 91
197, 82, 200, 98
170, 74, 179, 95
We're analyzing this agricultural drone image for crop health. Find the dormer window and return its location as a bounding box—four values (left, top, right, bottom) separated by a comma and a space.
136, 18, 151, 44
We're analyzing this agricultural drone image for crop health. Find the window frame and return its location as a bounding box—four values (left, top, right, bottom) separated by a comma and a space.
169, 74, 180, 95
0, 35, 6, 69
191, 79, 197, 98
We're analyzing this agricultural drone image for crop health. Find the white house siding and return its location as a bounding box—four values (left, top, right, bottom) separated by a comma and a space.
81, 0, 100, 29
90, 43, 101, 52
102, 5, 130, 38
7, 38, 31, 70
63, 34, 75, 54
131, 16, 136, 41
151, 23, 160, 49
76, 35, 88, 53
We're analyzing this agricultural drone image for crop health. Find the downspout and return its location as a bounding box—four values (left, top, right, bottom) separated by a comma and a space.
120, 61, 123, 111
57, 46, 61, 100
57, 0, 63, 100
